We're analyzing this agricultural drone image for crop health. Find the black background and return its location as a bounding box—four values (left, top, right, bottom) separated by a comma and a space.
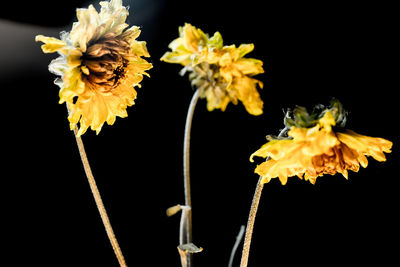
1, 0, 398, 266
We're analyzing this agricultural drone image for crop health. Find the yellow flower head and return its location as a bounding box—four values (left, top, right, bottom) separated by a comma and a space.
250, 100, 393, 185
161, 23, 264, 115
36, 0, 152, 136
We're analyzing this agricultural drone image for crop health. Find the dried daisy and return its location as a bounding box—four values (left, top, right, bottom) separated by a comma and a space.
161, 23, 264, 115
250, 100, 392, 185
36, 0, 152, 136
35, 1, 153, 266
161, 23, 265, 267
240, 100, 392, 267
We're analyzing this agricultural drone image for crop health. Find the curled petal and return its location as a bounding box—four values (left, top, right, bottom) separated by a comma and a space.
35, 35, 67, 54
237, 43, 254, 58
337, 130, 392, 162
231, 76, 263, 116
183, 23, 208, 52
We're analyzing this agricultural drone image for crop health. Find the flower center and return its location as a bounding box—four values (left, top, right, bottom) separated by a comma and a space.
189, 62, 227, 92
81, 32, 130, 92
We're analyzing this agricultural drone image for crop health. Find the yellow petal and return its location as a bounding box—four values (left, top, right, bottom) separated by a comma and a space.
160, 51, 191, 65
237, 43, 254, 58
231, 76, 263, 116
208, 31, 223, 48
250, 139, 294, 162
130, 41, 150, 57
318, 111, 336, 132
121, 26, 141, 43
183, 23, 208, 52
70, 4, 100, 52
337, 130, 392, 162
35, 35, 67, 54
67, 49, 83, 67
233, 58, 264, 76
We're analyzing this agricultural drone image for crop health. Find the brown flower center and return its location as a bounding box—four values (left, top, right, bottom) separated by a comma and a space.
81, 32, 130, 92
310, 143, 360, 177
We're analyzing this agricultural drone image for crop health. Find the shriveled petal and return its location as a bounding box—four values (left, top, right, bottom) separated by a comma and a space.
231, 76, 263, 116
205, 90, 230, 112
208, 31, 223, 49
160, 51, 192, 66
255, 159, 307, 185
130, 40, 150, 57
250, 139, 298, 162
237, 43, 254, 57
99, 0, 129, 35
70, 5, 100, 52
35, 35, 67, 54
120, 26, 141, 43
233, 58, 264, 76
49, 56, 68, 76
183, 23, 208, 52
337, 130, 392, 162
318, 111, 336, 132
58, 67, 85, 104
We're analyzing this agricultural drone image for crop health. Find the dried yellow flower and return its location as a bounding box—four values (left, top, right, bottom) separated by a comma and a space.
36, 0, 152, 136
250, 101, 393, 185
161, 23, 264, 115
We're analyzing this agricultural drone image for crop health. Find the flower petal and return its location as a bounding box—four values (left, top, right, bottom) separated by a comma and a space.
35, 35, 67, 54
337, 130, 392, 162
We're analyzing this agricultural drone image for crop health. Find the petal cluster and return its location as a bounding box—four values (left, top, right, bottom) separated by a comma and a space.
251, 111, 392, 185
161, 23, 264, 115
36, 0, 152, 136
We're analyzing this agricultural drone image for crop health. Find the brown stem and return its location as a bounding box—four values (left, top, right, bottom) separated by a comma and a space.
240, 127, 288, 267
73, 127, 128, 267
239, 177, 264, 267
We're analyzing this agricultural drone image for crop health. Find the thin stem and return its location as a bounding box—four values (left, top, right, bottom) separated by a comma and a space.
182, 89, 201, 266
228, 225, 245, 267
240, 177, 264, 267
240, 127, 288, 267
179, 206, 191, 245
73, 127, 127, 267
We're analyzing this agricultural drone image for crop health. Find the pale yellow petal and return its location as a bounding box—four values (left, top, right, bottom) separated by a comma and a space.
237, 43, 254, 58
233, 58, 264, 76
35, 35, 67, 54
70, 4, 100, 52
58, 67, 85, 104
208, 31, 223, 48
130, 41, 150, 57
183, 23, 208, 52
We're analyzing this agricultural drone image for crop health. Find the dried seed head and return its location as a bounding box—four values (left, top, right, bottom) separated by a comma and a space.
81, 32, 131, 92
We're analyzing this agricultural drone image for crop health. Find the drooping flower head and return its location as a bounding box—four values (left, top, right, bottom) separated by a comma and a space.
250, 100, 393, 185
36, 0, 152, 136
161, 23, 264, 115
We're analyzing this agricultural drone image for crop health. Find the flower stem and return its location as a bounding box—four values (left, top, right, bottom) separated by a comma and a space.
240, 127, 288, 267
228, 225, 245, 267
239, 177, 264, 267
182, 89, 201, 266
73, 127, 127, 267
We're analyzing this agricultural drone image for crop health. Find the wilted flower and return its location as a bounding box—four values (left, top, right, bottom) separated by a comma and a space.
36, 0, 152, 136
250, 100, 393, 185
161, 23, 264, 115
